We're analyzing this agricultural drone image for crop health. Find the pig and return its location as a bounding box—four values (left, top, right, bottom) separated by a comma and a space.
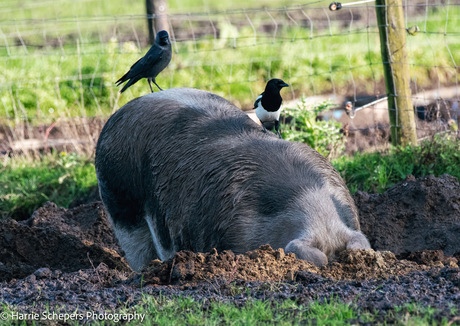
95, 88, 370, 271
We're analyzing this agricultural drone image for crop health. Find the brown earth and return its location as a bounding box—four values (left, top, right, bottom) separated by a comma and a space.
357, 174, 460, 257
0, 202, 129, 282
0, 174, 459, 323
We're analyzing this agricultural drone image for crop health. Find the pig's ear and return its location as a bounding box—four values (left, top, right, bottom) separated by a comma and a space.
284, 239, 328, 266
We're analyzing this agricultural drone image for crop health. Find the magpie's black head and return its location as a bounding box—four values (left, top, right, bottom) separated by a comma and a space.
156, 30, 170, 46
265, 78, 289, 92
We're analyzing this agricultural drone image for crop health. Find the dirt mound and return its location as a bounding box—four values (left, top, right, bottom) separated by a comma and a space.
355, 174, 460, 256
139, 245, 457, 286
141, 245, 319, 285
0, 202, 129, 281
26, 201, 118, 251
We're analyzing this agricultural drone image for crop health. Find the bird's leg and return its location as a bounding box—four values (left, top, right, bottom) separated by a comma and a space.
275, 120, 282, 139
147, 78, 154, 93
259, 120, 267, 133
153, 78, 163, 91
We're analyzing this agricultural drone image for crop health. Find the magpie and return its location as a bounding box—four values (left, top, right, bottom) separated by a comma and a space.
116, 30, 172, 93
254, 78, 289, 138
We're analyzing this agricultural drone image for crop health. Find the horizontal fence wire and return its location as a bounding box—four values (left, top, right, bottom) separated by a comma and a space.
0, 0, 458, 155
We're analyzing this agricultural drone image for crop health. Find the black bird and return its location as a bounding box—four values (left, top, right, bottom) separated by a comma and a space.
116, 30, 172, 93
254, 78, 289, 138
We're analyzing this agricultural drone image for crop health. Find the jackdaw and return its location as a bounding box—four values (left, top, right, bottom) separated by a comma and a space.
116, 30, 172, 93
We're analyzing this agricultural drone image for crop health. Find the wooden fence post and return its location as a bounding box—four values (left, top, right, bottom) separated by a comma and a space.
146, 0, 169, 45
375, 0, 417, 146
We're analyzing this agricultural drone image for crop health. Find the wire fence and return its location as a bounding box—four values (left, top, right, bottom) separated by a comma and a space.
0, 0, 458, 156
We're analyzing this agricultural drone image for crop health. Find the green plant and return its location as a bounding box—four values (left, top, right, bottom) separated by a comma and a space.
282, 98, 345, 158
333, 134, 460, 193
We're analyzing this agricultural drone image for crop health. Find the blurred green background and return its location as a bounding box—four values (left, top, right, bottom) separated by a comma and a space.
0, 0, 458, 122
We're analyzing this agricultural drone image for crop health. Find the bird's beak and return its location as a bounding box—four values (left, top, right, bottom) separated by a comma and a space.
282, 83, 289, 88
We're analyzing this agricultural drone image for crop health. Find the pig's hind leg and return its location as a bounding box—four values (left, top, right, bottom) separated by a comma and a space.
284, 239, 328, 266
346, 230, 371, 250
98, 180, 157, 272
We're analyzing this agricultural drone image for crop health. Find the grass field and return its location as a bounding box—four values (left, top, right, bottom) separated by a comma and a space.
0, 1, 458, 123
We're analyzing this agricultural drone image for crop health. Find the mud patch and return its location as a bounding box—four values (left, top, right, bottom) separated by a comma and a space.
355, 174, 460, 256
0, 202, 129, 281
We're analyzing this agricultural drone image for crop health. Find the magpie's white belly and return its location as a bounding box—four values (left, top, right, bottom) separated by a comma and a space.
255, 103, 281, 123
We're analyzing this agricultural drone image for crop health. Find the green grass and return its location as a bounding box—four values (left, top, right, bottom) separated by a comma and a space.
0, 151, 97, 220
1, 296, 455, 325
0, 24, 384, 120
332, 134, 460, 194
0, 3, 458, 123
0, 0, 308, 19
120, 295, 366, 325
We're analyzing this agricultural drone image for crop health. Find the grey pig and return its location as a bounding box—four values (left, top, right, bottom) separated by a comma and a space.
95, 88, 370, 271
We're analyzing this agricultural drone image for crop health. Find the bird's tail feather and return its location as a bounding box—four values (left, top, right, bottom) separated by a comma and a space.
116, 72, 130, 86
119, 77, 140, 93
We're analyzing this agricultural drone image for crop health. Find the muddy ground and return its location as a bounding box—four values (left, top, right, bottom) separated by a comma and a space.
0, 174, 459, 324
